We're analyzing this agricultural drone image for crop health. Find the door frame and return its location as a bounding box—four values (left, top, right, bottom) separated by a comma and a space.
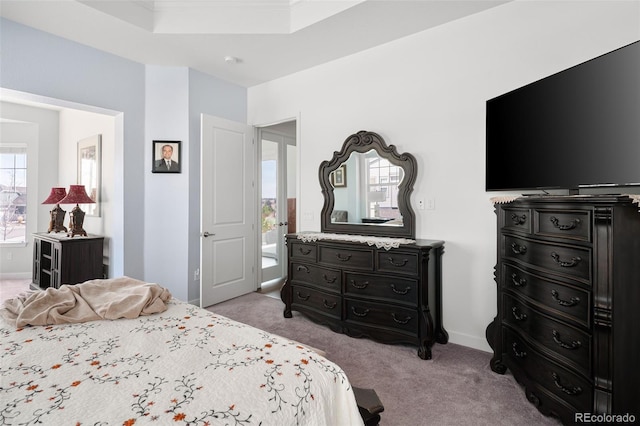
254, 115, 300, 288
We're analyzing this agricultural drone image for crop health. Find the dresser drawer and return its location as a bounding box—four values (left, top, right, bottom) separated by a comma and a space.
535, 209, 591, 242
503, 294, 591, 375
291, 284, 342, 320
503, 264, 590, 327
289, 240, 317, 261
503, 328, 592, 413
503, 236, 591, 283
501, 207, 532, 234
344, 272, 418, 307
376, 250, 419, 276
318, 244, 374, 270
290, 262, 341, 293
345, 298, 417, 334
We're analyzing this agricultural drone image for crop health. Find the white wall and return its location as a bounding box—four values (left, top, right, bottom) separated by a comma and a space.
187, 68, 247, 303
1, 18, 146, 279
59, 109, 116, 274
144, 66, 191, 300
0, 103, 117, 278
0, 103, 59, 278
247, 1, 640, 351
142, 66, 248, 303
1, 20, 247, 301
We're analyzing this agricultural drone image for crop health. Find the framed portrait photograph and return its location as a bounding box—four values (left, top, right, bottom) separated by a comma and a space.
331, 165, 347, 187
152, 140, 181, 173
77, 134, 101, 217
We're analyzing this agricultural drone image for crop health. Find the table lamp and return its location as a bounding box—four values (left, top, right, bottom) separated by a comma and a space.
59, 185, 95, 237
41, 187, 67, 233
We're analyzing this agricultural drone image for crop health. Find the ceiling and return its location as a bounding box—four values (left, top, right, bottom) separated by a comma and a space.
0, 0, 511, 87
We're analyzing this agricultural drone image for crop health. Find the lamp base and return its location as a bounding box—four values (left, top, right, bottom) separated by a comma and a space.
67, 204, 88, 237
48, 205, 67, 233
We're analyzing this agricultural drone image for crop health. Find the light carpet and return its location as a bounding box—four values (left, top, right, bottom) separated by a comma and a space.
207, 292, 562, 426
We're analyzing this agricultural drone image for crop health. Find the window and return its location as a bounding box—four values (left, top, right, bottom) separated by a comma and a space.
0, 145, 27, 244
366, 154, 403, 219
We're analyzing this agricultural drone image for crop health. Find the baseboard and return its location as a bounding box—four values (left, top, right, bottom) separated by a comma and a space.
447, 330, 492, 353
0, 272, 31, 280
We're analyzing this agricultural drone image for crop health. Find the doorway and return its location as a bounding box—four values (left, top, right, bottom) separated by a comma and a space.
259, 121, 297, 288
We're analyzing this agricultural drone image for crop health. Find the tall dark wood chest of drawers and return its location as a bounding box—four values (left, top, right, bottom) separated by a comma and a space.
281, 234, 448, 359
486, 195, 640, 424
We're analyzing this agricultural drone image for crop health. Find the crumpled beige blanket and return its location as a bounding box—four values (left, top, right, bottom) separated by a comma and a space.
1, 276, 172, 328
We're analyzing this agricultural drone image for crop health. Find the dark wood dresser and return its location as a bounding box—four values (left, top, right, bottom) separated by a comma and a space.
32, 233, 104, 290
486, 195, 640, 424
281, 234, 448, 359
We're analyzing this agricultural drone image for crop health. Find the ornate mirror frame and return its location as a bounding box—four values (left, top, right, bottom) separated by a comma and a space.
319, 130, 417, 239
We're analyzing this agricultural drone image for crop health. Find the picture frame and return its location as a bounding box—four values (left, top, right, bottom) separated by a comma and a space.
152, 140, 181, 173
77, 134, 101, 217
331, 164, 347, 187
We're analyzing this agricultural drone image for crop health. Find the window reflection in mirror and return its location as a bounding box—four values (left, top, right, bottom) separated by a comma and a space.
330, 150, 404, 226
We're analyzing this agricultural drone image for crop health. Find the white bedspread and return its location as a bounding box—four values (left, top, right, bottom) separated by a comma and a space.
0, 298, 363, 426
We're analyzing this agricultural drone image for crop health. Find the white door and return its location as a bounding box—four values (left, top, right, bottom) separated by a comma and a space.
200, 114, 256, 307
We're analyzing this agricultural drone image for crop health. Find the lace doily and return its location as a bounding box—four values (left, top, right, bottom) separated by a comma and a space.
490, 195, 520, 205
625, 194, 640, 212
296, 232, 416, 250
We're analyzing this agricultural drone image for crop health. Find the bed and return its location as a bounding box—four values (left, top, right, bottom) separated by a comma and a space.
0, 277, 364, 425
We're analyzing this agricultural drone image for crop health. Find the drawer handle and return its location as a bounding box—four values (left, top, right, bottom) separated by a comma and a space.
391, 313, 412, 324
390, 284, 411, 295
351, 307, 370, 317
336, 253, 352, 262
549, 216, 581, 231
550, 252, 581, 268
552, 372, 582, 395
296, 291, 310, 301
511, 306, 527, 321
387, 257, 409, 267
511, 273, 527, 287
552, 330, 582, 350
298, 247, 312, 255
512, 342, 527, 358
350, 280, 369, 289
323, 274, 337, 284
551, 290, 580, 307
323, 299, 337, 309
296, 265, 310, 273
510, 242, 527, 255
511, 213, 527, 225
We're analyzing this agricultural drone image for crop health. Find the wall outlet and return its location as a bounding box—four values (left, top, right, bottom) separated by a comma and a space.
426, 198, 436, 210
194, 268, 200, 281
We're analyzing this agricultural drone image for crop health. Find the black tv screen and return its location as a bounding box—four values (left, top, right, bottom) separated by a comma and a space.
486, 40, 640, 192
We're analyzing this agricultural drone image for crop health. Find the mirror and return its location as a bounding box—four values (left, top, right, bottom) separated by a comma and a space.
319, 131, 417, 239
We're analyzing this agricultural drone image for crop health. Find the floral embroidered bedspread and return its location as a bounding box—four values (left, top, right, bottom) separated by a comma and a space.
0, 299, 363, 426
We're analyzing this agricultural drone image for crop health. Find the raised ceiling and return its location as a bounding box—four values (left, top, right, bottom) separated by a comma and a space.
0, 0, 510, 87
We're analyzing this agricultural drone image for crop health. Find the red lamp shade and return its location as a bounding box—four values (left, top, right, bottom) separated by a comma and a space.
42, 187, 67, 204
59, 185, 95, 205
59, 185, 94, 237
42, 187, 68, 233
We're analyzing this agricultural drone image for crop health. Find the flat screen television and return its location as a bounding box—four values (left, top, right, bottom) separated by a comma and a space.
486, 40, 640, 192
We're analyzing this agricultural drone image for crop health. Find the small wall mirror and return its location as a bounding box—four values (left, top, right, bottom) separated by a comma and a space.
319, 131, 417, 238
